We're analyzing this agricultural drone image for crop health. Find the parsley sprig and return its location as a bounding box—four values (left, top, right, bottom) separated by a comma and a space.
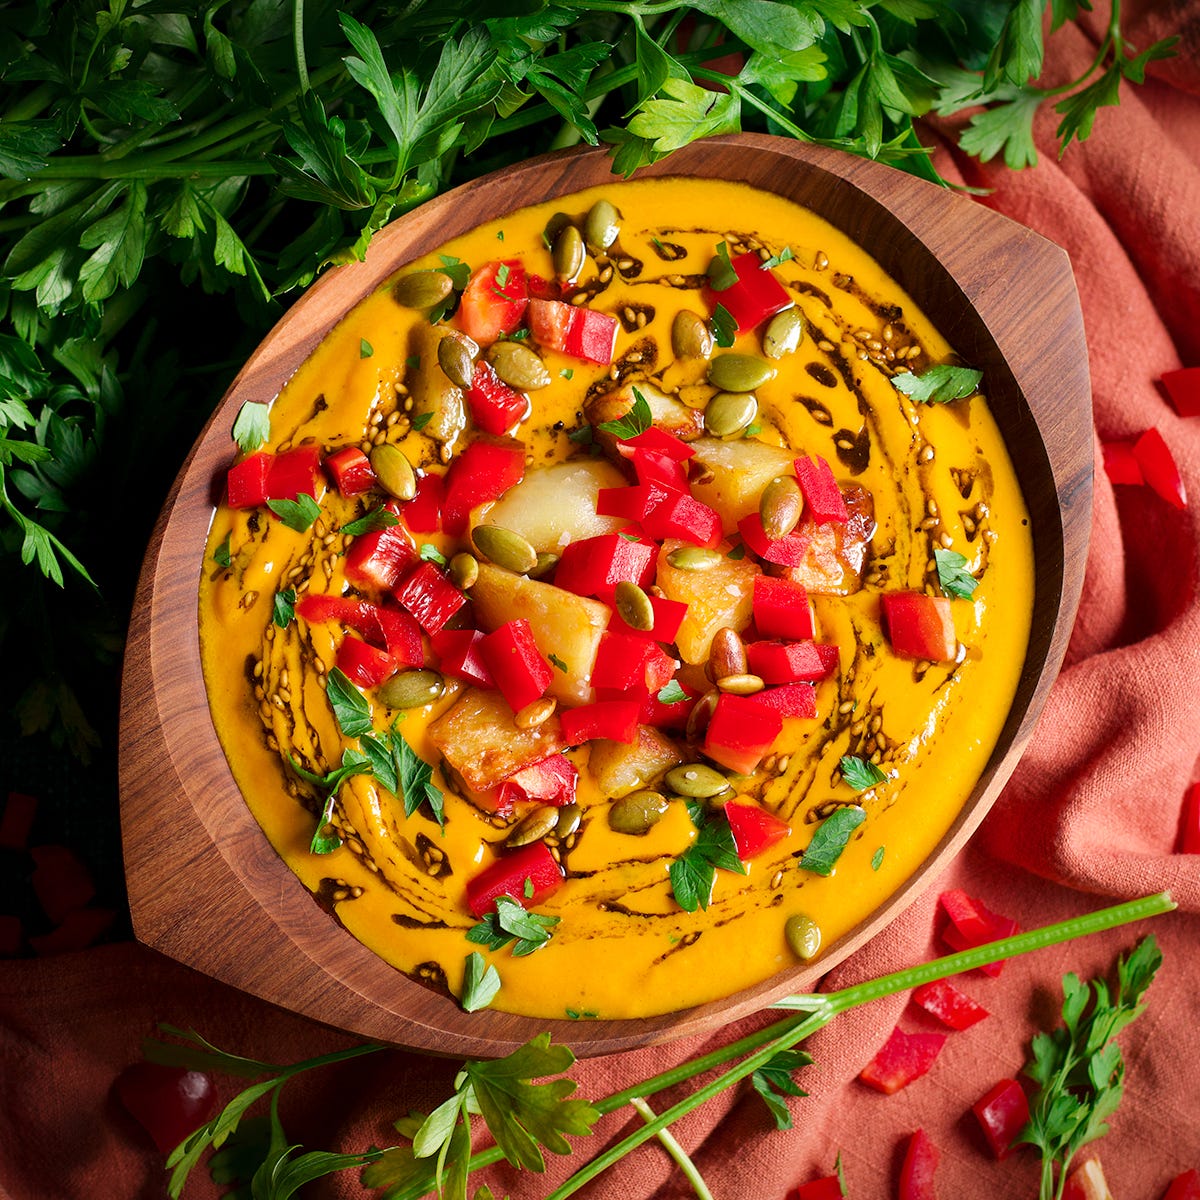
467, 895, 561, 957
669, 800, 746, 912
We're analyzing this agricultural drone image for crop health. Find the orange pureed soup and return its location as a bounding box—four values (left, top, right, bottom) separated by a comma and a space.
200, 178, 1033, 1019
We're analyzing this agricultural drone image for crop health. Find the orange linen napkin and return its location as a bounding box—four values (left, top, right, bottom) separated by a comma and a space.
3, 7, 1200, 1199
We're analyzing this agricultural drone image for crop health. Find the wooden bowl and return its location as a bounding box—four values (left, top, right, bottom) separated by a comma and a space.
119, 134, 1091, 1058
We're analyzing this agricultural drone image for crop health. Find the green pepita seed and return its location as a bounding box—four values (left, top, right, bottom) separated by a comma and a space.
437, 334, 478, 390
763, 308, 805, 359
377, 668, 444, 710
583, 198, 621, 251
369, 443, 417, 501
506, 804, 559, 849
472, 524, 538, 574
555, 802, 582, 838
393, 270, 453, 310
760, 474, 803, 540
666, 545, 723, 572
608, 789, 669, 836
529, 551, 560, 579
785, 913, 822, 961
704, 391, 758, 439
543, 211, 572, 248
716, 672, 765, 696
448, 552, 479, 590
665, 763, 732, 800
614, 580, 654, 631
708, 353, 777, 393
552, 223, 586, 282
671, 310, 713, 360
486, 341, 551, 391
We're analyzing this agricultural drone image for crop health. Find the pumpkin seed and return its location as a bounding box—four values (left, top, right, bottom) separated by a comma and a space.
708, 353, 777, 393
760, 475, 803, 540
529, 551, 560, 579
671, 310, 713, 360
704, 390, 758, 439
685, 688, 719, 742
472, 524, 538, 574
506, 804, 559, 849
552, 223, 586, 282
785, 913, 822, 961
448, 552, 479, 590
377, 668, 444, 710
369, 443, 416, 501
437, 334, 478, 390
608, 790, 669, 835
666, 545, 722, 572
664, 763, 731, 800
763, 308, 805, 359
708, 627, 747, 681
614, 580, 654, 631
514, 696, 557, 729
555, 802, 582, 838
486, 341, 551, 391
543, 211, 572, 248
716, 672, 765, 695
393, 270, 453, 310
583, 198, 621, 250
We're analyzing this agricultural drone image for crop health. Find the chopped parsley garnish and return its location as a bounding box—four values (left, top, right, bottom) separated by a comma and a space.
560, 367, 575, 380
750, 1048, 810, 1130
762, 245, 794, 270
548, 652, 568, 673
231, 400, 271, 453
726, 541, 746, 560
707, 240, 737, 290
460, 951, 501, 1012
467, 896, 561, 956
266, 493, 321, 532
597, 387, 652, 439
840, 755, 887, 791
341, 505, 400, 536
411, 411, 433, 431
419, 542, 447, 566
324, 667, 374, 739
669, 800, 746, 913
934, 547, 980, 599
212, 532, 231, 568
272, 587, 296, 628
711, 303, 737, 348
359, 337, 373, 358
744, 423, 762, 437
437, 255, 470, 290
892, 363, 983, 404
567, 423, 592, 444
495, 262, 511, 288
656, 680, 689, 705
871, 846, 885, 871
405, 354, 421, 370
799, 805, 866, 876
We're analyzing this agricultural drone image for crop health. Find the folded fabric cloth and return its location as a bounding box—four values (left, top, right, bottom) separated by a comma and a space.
3, 6, 1199, 1198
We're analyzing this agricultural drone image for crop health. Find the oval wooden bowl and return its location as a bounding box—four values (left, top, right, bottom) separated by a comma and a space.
119, 134, 1091, 1058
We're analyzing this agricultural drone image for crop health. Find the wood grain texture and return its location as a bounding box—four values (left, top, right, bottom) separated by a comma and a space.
119, 134, 1091, 1058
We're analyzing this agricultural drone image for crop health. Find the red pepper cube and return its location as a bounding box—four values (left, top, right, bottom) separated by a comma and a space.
30, 844, 96, 925
1161, 366, 1200, 418
458, 260, 528, 346
709, 251, 792, 333
440, 436, 526, 537
703, 693, 782, 775
464, 358, 529, 435
29, 906, 116, 955
899, 1129, 939, 1200
737, 512, 811, 566
324, 446, 377, 496
753, 575, 814, 641
938, 888, 995, 944
859, 1026, 947, 1095
628, 446, 690, 489
527, 296, 573, 354
617, 426, 695, 462
745, 639, 838, 685
1181, 781, 1200, 854
592, 632, 677, 694
115, 1062, 218, 1155
596, 479, 673, 523
1062, 1159, 1114, 1200
432, 628, 495, 688
344, 524, 417, 591
725, 801, 790, 861
639, 682, 696, 729
643, 488, 722, 548
881, 592, 957, 662
560, 700, 641, 746
465, 840, 564, 918
938, 891, 1019, 976
1164, 1170, 1200, 1200
499, 753, 579, 808
394, 561, 466, 635
552, 532, 657, 601
265, 445, 321, 501
910, 978, 989, 1030
972, 1078, 1030, 1160
787, 1177, 844, 1200
564, 306, 620, 364
1101, 440, 1143, 486
608, 594, 687, 643
401, 472, 444, 533
793, 455, 849, 523
226, 451, 273, 508
479, 619, 553, 712
374, 604, 424, 669
744, 683, 818, 719
0, 791, 38, 850
1132, 426, 1187, 510
336, 635, 396, 688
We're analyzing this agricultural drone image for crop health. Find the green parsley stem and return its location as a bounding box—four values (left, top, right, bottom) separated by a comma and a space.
294, 0, 311, 93
629, 1097, 714, 1200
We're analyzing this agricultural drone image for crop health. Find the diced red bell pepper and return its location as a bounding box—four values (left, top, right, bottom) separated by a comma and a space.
607, 594, 687, 643
496, 753, 579, 811
938, 890, 1019, 976
592, 632, 677, 694
725, 801, 790, 860
616, 426, 695, 462
115, 1062, 218, 1154
324, 446, 376, 496
1163, 1169, 1200, 1200
597, 479, 674, 523
744, 683, 818, 719
628, 447, 689, 489
1062, 1159, 1113, 1200
440, 435, 526, 537
29, 906, 115, 955
296, 593, 420, 666
344, 524, 416, 591
560, 700, 641, 746
264, 445, 321, 502
479, 619, 553, 712
753, 575, 814, 641
464, 358, 530, 435
787, 1176, 844, 1200
553, 532, 657, 601
708, 250, 792, 333
374, 604, 424, 668
527, 273, 563, 301
458, 260, 528, 347
703, 693, 783, 774
643, 488, 722, 548
1180, 781, 1200, 854
938, 888, 995, 944
1101, 440, 1143, 486
1133, 427, 1187, 510
737, 512, 811, 565
882, 592, 957, 662
401, 472, 444, 533
394, 561, 466, 635
432, 628, 494, 688
972, 1078, 1030, 1160
911, 978, 989, 1030
0, 915, 23, 956
899, 1129, 939, 1200
793, 456, 848, 524
527, 296, 572, 353
527, 297, 619, 364
745, 639, 838, 685
1162, 366, 1200, 418
0, 791, 37, 849
466, 840, 564, 918
858, 1026, 947, 1094
640, 682, 697, 728
335, 635, 396, 688
31, 844, 95, 924
227, 451, 272, 508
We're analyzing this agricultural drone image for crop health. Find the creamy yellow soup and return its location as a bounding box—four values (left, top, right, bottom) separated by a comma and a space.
200, 178, 1033, 1020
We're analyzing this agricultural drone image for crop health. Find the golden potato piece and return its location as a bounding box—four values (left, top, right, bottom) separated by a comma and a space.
688, 437, 796, 533
587, 725, 684, 799
655, 538, 760, 664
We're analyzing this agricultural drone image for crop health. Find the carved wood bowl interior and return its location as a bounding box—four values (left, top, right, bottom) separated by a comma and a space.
119, 134, 1091, 1059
